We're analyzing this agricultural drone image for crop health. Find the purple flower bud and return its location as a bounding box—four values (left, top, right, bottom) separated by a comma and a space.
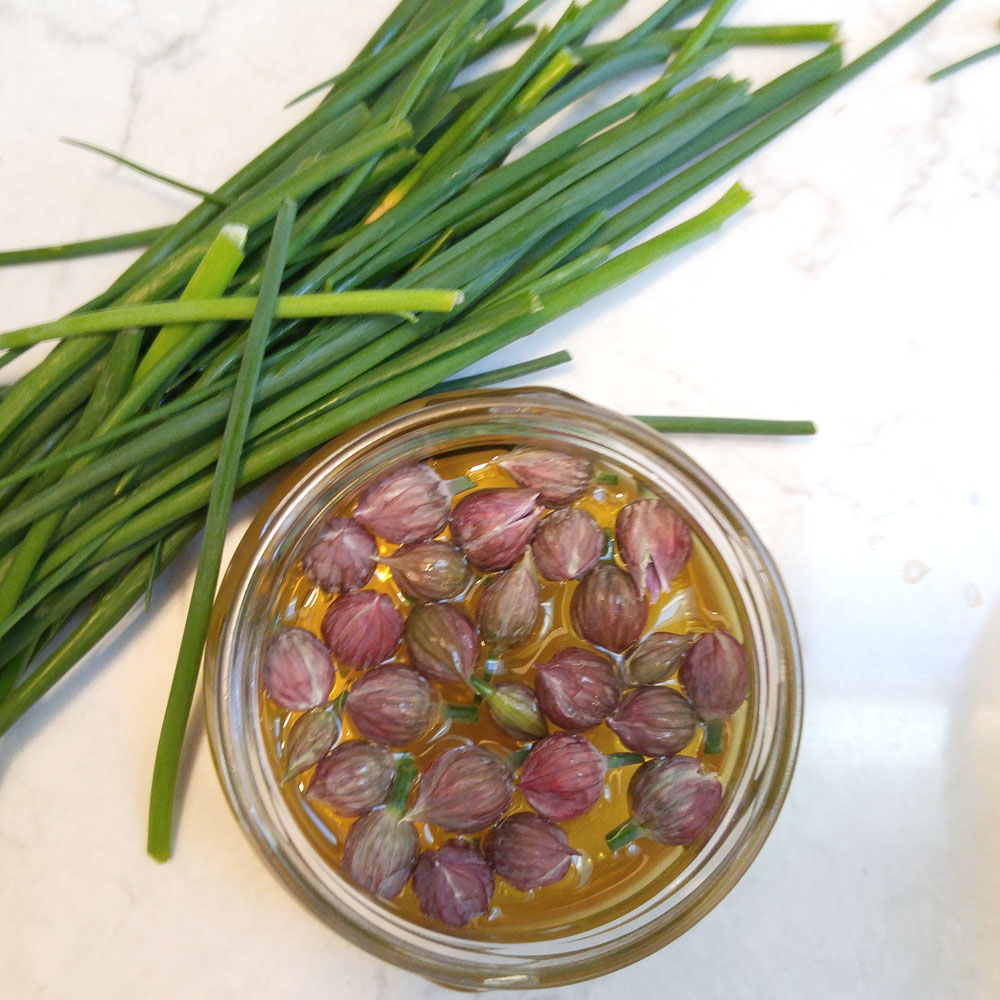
263, 628, 335, 711
346, 664, 438, 746
570, 564, 648, 653
531, 508, 604, 581
450, 488, 542, 571
302, 517, 376, 594
321, 591, 404, 671
407, 745, 513, 832
628, 756, 722, 845
607, 687, 698, 757
615, 499, 693, 601
307, 740, 395, 816
342, 808, 419, 899
498, 448, 593, 507
384, 540, 471, 602
354, 462, 451, 544
404, 603, 479, 685
624, 631, 697, 686
476, 549, 540, 650
481, 681, 548, 741
411, 839, 495, 927
517, 733, 606, 822
535, 647, 621, 731
281, 703, 341, 781
484, 812, 579, 891
679, 630, 750, 720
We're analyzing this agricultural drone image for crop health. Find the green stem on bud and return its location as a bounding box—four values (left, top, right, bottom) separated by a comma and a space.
506, 745, 533, 769
330, 689, 349, 714
386, 753, 418, 815
441, 702, 479, 724
596, 472, 619, 485
606, 818, 643, 853
605, 752, 645, 770
704, 719, 725, 755
449, 474, 476, 494
469, 676, 492, 700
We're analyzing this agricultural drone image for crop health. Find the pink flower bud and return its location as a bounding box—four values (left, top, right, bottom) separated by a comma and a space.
307, 740, 395, 816
450, 488, 542, 571
476, 549, 540, 650
404, 602, 479, 684
607, 687, 698, 757
411, 839, 495, 927
480, 681, 548, 741
346, 664, 438, 746
531, 508, 604, 581
384, 540, 471, 602
484, 812, 578, 891
535, 647, 621, 731
263, 628, 335, 711
320, 591, 403, 671
628, 756, 722, 845
570, 564, 648, 653
354, 462, 451, 544
302, 517, 376, 593
281, 703, 341, 781
407, 745, 513, 832
517, 733, 606, 822
342, 808, 419, 899
624, 631, 697, 686
615, 499, 693, 601
679, 630, 750, 720
498, 448, 592, 507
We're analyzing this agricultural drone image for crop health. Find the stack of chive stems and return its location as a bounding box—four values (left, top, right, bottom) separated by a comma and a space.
0, 0, 956, 860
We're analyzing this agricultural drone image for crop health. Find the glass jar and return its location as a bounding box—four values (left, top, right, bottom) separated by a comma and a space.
204, 387, 802, 990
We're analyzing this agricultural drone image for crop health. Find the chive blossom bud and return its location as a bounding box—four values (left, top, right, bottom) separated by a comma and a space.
307, 740, 395, 816
615, 499, 693, 601
404, 602, 479, 685
263, 628, 335, 711
570, 564, 648, 653
471, 678, 548, 741
476, 549, 540, 650
531, 508, 604, 581
498, 448, 593, 507
607, 687, 698, 757
624, 631, 697, 686
321, 591, 404, 671
346, 664, 438, 746
484, 813, 579, 891
411, 839, 495, 927
281, 702, 342, 781
450, 488, 542, 571
342, 808, 419, 899
302, 517, 376, 594
517, 733, 606, 822
679, 630, 750, 721
384, 540, 471, 602
535, 647, 621, 731
354, 462, 452, 544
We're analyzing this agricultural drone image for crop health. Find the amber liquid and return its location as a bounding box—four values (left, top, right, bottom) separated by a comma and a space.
261, 448, 748, 940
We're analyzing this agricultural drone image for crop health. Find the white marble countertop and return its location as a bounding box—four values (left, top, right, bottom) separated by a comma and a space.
1, 1, 998, 997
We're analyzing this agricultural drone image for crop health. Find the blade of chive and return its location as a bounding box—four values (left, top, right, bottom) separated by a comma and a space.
928, 41, 1000, 81
427, 350, 572, 393
0, 227, 166, 267
637, 415, 816, 435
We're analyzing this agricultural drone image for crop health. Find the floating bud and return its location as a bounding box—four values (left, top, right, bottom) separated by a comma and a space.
404, 602, 479, 685
411, 839, 495, 927
531, 508, 604, 581
570, 564, 648, 652
346, 664, 438, 746
450, 488, 542, 571
615, 499, 692, 601
517, 733, 606, 822
624, 631, 697, 686
607, 687, 698, 757
321, 591, 403, 671
476, 549, 540, 649
354, 462, 451, 544
483, 813, 579, 891
307, 740, 395, 816
263, 628, 335, 711
342, 808, 419, 899
302, 517, 376, 594
535, 647, 620, 731
384, 540, 471, 602
679, 630, 750, 721
407, 744, 513, 832
498, 448, 593, 507
472, 678, 548, 741
281, 703, 341, 780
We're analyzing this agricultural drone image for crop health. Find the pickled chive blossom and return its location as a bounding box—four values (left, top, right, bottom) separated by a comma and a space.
450, 488, 542, 571
608, 687, 699, 758
476, 549, 540, 649
624, 631, 697, 686
321, 590, 404, 670
281, 703, 341, 780
343, 808, 419, 899
302, 517, 377, 593
484, 813, 579, 891
263, 628, 335, 711
384, 540, 471, 602
354, 463, 452, 544
412, 839, 495, 927
531, 507, 604, 581
517, 733, 607, 822
307, 741, 396, 816
498, 448, 593, 506
404, 602, 479, 684
570, 564, 648, 652
535, 647, 621, 731
346, 664, 438, 746
616, 499, 693, 601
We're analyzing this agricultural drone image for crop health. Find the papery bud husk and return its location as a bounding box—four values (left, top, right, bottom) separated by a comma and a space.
346, 664, 438, 746
342, 808, 419, 899
517, 733, 606, 822
354, 462, 451, 544
531, 507, 604, 581
404, 602, 479, 684
628, 756, 722, 845
321, 590, 403, 671
624, 631, 697, 686
263, 628, 335, 711
607, 686, 698, 757
385, 540, 471, 602
679, 630, 750, 720
307, 740, 395, 816
498, 448, 593, 507
615, 499, 693, 601
535, 647, 620, 731
302, 517, 376, 594
407, 745, 513, 832
570, 564, 648, 653
282, 703, 341, 780
484, 682, 548, 741
476, 549, 540, 650
450, 488, 542, 571
411, 839, 495, 927
484, 813, 579, 891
